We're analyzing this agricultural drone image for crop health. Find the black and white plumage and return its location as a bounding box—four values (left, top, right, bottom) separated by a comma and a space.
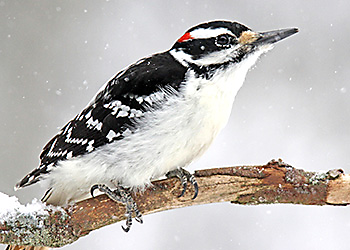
16, 52, 187, 194
14, 20, 297, 227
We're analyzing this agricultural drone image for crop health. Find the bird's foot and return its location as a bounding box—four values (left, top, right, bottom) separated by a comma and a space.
90, 184, 143, 232
166, 167, 198, 199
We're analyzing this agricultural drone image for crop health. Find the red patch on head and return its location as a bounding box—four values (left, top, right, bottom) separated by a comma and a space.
177, 32, 194, 43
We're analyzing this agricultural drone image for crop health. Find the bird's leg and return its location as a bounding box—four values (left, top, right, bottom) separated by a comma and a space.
166, 167, 198, 199
90, 184, 143, 232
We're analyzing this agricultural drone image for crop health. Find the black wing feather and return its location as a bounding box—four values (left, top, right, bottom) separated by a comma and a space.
17, 52, 187, 188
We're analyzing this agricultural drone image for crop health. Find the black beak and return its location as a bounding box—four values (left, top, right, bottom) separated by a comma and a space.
254, 28, 299, 45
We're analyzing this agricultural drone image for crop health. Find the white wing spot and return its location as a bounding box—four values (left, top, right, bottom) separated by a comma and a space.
136, 96, 144, 104
86, 140, 94, 152
106, 130, 121, 142
95, 122, 102, 131
85, 110, 92, 119
117, 110, 129, 118
67, 151, 73, 159
144, 96, 152, 105
86, 117, 102, 131
130, 109, 143, 118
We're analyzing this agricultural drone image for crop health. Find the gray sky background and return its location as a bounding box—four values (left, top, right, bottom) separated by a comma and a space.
1, 1, 350, 249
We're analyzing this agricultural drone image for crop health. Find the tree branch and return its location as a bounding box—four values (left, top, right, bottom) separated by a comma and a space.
1, 160, 349, 247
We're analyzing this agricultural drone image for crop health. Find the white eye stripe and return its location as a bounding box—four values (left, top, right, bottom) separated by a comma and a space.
189, 28, 235, 40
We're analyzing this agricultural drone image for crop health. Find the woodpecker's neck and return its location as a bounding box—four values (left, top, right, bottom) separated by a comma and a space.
178, 48, 270, 134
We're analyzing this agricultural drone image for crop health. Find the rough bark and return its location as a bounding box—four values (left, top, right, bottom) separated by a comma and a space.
1, 160, 349, 247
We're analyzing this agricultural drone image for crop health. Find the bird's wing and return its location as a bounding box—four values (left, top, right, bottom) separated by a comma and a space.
16, 52, 186, 189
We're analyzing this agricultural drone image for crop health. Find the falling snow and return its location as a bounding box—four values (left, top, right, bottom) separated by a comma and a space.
55, 89, 62, 96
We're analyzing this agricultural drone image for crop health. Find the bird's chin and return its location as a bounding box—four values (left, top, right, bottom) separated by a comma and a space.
258, 43, 274, 53
236, 43, 274, 62
249, 43, 274, 55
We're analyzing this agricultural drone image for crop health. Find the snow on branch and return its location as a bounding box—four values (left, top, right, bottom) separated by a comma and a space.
1, 160, 350, 248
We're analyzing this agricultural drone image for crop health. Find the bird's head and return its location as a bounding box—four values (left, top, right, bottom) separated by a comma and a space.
170, 20, 298, 68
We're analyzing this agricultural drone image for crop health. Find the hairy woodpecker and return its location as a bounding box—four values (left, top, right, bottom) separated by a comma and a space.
14, 20, 298, 233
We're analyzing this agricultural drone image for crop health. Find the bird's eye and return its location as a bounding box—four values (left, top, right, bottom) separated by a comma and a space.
215, 34, 232, 47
